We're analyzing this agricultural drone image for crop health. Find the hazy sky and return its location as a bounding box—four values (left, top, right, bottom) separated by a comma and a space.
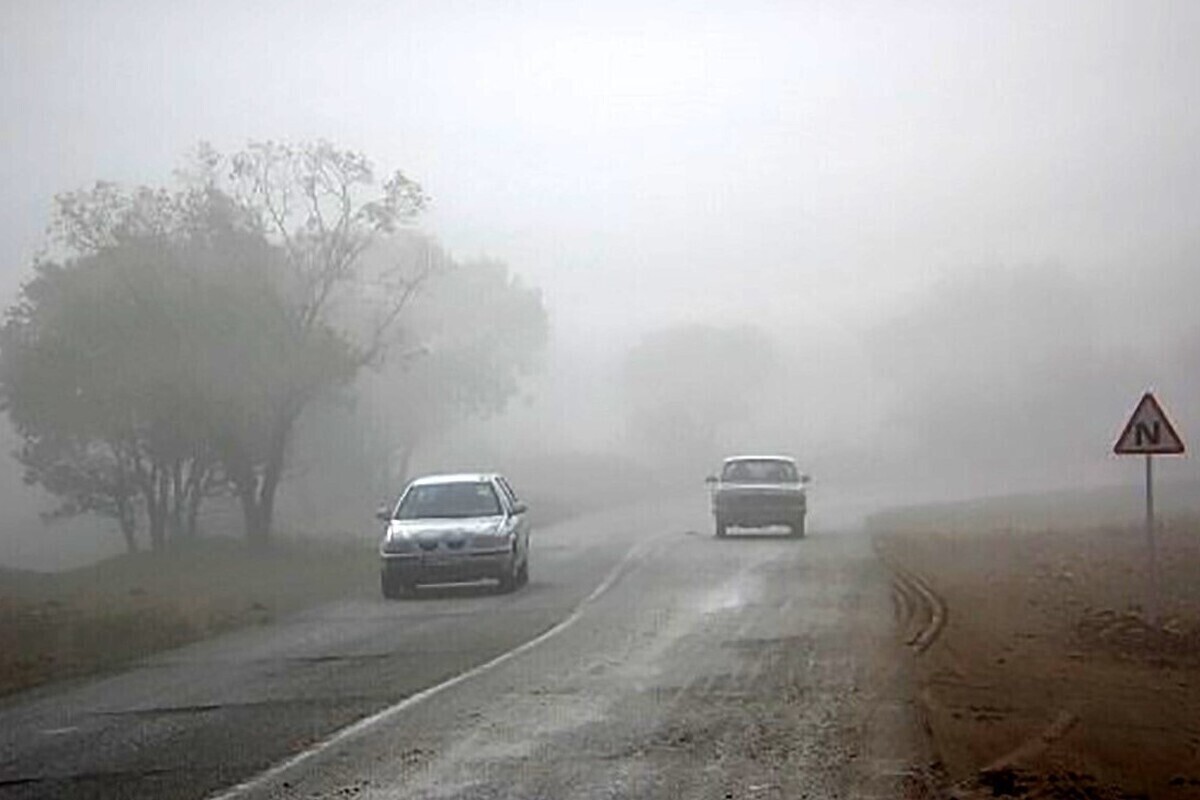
3, 1, 1200, 514
5, 1, 1199, 338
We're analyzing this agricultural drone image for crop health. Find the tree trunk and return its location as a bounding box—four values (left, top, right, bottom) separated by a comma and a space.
257, 465, 280, 542
132, 458, 168, 553
241, 406, 300, 548
115, 493, 139, 554
147, 504, 167, 551
147, 467, 169, 552
184, 462, 206, 539
111, 450, 140, 556
173, 458, 208, 540
238, 478, 269, 549
168, 460, 185, 541
186, 492, 202, 538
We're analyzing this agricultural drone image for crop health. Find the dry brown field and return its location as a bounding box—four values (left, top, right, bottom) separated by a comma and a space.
875, 488, 1200, 800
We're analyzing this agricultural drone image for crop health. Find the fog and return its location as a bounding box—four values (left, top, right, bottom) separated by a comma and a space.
3, 2, 1199, 568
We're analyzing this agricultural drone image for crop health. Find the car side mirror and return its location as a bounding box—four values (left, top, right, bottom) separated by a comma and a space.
800, 474, 811, 485
376, 505, 392, 522
705, 475, 718, 484
511, 502, 528, 515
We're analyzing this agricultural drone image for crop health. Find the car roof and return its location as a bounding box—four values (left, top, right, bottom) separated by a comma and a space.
407, 472, 501, 487
722, 455, 796, 464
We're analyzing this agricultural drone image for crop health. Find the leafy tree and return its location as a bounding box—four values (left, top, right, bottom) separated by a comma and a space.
0, 203, 272, 550
11, 142, 430, 547
3, 140, 506, 550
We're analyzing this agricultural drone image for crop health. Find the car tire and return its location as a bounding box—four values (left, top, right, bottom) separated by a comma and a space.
381, 572, 411, 600
715, 519, 728, 538
790, 515, 806, 538
497, 556, 519, 593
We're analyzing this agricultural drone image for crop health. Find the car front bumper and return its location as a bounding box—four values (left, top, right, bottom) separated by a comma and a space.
380, 549, 514, 585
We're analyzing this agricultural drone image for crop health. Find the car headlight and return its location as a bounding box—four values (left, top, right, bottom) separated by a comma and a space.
471, 526, 512, 549
381, 529, 415, 554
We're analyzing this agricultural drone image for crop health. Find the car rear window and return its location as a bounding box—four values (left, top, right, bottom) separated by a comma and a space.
721, 460, 798, 483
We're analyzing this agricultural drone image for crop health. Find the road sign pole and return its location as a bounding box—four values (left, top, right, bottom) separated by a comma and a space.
1114, 391, 1184, 624
1145, 454, 1161, 623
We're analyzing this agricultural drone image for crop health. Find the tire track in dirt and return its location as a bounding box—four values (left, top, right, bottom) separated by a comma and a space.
869, 538, 953, 798
875, 537, 1095, 800
873, 539, 948, 654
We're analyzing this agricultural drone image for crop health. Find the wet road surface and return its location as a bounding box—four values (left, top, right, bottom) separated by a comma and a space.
0, 498, 927, 799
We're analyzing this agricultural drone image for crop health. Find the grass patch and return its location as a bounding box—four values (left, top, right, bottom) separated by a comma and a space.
0, 535, 376, 699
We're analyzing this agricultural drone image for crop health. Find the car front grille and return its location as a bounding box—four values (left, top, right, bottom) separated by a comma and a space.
718, 493, 803, 512
417, 538, 468, 551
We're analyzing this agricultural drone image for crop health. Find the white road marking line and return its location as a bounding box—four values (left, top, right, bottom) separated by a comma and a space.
208, 534, 665, 800
40, 727, 79, 736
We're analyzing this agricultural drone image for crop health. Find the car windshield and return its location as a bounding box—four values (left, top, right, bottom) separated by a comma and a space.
721, 460, 798, 483
394, 482, 502, 519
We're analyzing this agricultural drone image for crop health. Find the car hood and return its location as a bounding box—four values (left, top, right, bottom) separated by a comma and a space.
386, 517, 503, 542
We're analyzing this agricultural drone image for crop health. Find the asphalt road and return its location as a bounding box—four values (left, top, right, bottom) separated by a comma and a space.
0, 497, 927, 799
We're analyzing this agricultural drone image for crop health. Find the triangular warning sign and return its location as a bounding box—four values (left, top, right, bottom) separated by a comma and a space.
1114, 392, 1185, 455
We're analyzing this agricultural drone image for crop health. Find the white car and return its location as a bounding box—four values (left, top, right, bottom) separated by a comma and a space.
706, 455, 810, 538
378, 473, 531, 598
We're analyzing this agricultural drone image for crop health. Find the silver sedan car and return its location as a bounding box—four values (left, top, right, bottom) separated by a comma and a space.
378, 473, 531, 598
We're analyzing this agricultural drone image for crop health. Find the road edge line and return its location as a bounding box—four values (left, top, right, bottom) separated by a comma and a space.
208, 534, 663, 800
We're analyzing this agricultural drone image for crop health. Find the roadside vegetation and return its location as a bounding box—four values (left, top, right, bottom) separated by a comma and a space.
0, 141, 547, 555
0, 536, 376, 698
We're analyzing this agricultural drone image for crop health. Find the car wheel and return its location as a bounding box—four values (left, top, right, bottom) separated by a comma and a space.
790, 515, 806, 538
381, 572, 409, 600
497, 556, 518, 593
715, 519, 727, 538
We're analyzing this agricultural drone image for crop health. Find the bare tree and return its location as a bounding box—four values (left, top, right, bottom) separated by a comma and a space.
210, 141, 432, 544
4, 141, 438, 549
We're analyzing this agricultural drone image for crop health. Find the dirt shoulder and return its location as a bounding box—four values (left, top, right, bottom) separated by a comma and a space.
0, 537, 376, 700
876, 514, 1200, 799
